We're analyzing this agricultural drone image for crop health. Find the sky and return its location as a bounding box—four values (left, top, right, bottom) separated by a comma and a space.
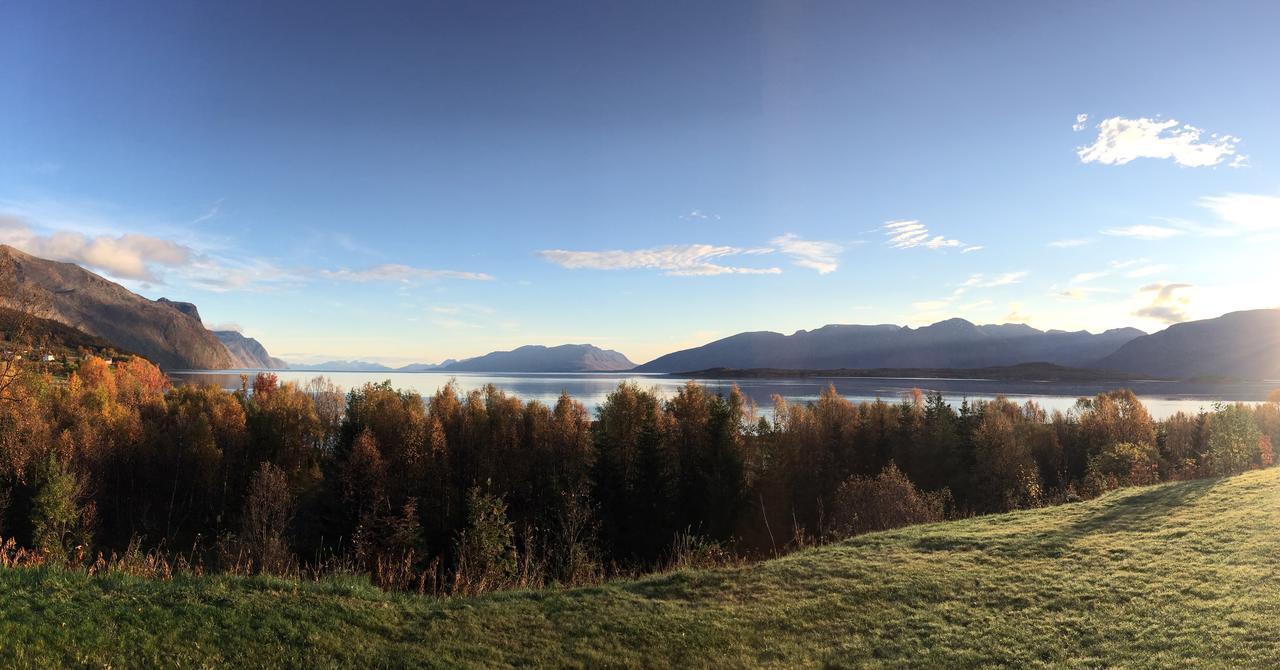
1, 0, 1278, 366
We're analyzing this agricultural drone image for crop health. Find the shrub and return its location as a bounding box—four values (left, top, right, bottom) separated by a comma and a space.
1206, 403, 1262, 476
830, 463, 949, 537
453, 487, 517, 594
241, 462, 294, 574
31, 455, 92, 564
1084, 441, 1160, 493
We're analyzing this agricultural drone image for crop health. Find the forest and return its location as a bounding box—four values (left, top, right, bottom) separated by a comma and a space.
1, 355, 1277, 594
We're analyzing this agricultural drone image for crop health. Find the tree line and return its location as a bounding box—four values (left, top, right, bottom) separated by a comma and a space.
0, 356, 1277, 593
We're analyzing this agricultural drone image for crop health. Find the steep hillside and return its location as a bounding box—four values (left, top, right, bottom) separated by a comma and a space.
0, 245, 234, 370
0, 306, 127, 358
637, 319, 1144, 372
443, 344, 635, 372
2, 469, 1277, 667
214, 331, 287, 369
1097, 309, 1280, 379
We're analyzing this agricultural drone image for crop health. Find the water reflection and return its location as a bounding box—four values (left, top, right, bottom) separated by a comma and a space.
168, 370, 1279, 420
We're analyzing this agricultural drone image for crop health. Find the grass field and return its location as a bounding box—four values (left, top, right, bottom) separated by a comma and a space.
3, 469, 1279, 669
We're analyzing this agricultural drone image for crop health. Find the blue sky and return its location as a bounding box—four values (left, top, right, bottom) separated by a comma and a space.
2, 1, 1278, 365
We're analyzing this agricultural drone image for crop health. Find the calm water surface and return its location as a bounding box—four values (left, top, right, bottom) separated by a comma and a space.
168, 370, 1280, 420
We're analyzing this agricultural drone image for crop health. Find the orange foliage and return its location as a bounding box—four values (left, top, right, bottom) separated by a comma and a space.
115, 357, 169, 402
76, 356, 117, 397
252, 372, 279, 397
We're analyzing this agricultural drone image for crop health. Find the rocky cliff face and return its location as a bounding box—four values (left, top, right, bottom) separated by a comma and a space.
214, 330, 288, 369
1, 245, 235, 370
155, 298, 202, 322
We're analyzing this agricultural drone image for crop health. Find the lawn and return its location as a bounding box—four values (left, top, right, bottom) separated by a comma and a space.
2, 469, 1278, 668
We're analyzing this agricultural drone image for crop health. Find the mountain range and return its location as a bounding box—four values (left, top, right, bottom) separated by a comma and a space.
283, 347, 633, 373
438, 344, 634, 372
635, 319, 1147, 372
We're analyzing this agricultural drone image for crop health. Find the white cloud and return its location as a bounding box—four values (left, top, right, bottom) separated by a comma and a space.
1003, 303, 1031, 324
769, 234, 842, 274
960, 245, 984, 254
1072, 113, 1089, 132
1101, 224, 1184, 240
1077, 116, 1243, 168
1124, 263, 1171, 278
0, 215, 191, 282
319, 264, 494, 282
1196, 193, 1280, 234
1071, 271, 1109, 283
1053, 286, 1118, 302
882, 220, 981, 252
1049, 238, 1091, 248
955, 271, 1029, 294
1134, 283, 1194, 324
182, 256, 305, 293
539, 244, 780, 276
679, 209, 721, 221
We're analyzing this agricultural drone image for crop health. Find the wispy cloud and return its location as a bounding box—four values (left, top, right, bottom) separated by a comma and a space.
1072, 113, 1089, 132
1003, 303, 1031, 324
1196, 192, 1280, 235
1071, 271, 1109, 283
955, 271, 1029, 294
319, 264, 494, 282
1076, 116, 1244, 168
539, 244, 779, 276
882, 220, 981, 252
1049, 238, 1091, 248
183, 256, 306, 293
189, 199, 224, 226
679, 209, 721, 221
1134, 283, 1194, 324
769, 233, 842, 274
1124, 263, 1171, 278
1101, 224, 1184, 240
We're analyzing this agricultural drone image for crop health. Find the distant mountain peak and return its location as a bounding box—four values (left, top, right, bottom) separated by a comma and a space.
928, 317, 977, 328
443, 343, 635, 372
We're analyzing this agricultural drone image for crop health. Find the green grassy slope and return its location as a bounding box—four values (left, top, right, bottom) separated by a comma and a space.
3, 469, 1279, 669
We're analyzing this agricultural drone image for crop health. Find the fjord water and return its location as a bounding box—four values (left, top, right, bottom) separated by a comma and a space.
168, 370, 1279, 420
